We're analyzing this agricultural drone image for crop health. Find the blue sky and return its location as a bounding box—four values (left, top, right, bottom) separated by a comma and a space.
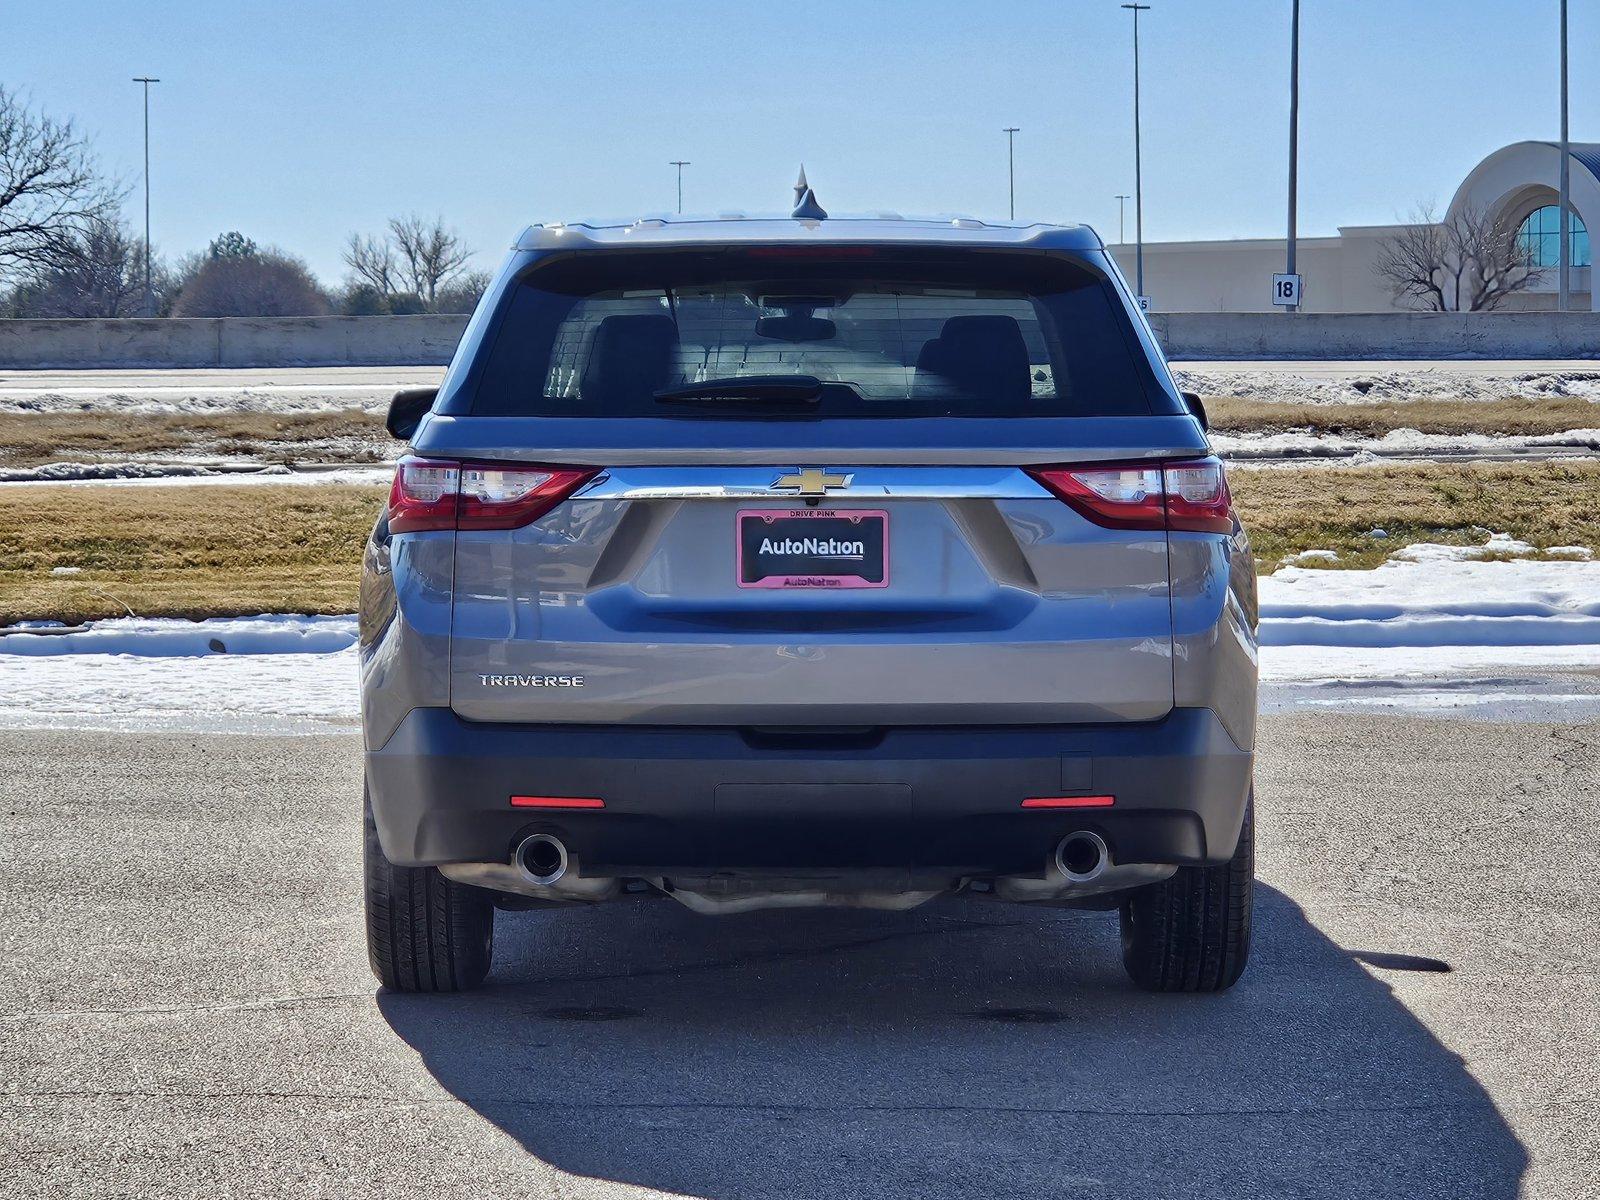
6, 0, 1595, 282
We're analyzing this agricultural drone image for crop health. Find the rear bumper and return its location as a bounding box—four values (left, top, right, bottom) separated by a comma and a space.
367, 707, 1252, 875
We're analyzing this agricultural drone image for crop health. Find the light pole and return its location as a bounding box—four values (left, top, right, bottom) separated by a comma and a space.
1558, 0, 1570, 311
1285, 0, 1300, 313
669, 160, 690, 214
1121, 3, 1150, 301
133, 76, 160, 316
1003, 127, 1020, 220
1116, 194, 1130, 243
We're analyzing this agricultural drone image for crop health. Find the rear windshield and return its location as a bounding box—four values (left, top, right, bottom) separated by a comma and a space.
469, 247, 1172, 418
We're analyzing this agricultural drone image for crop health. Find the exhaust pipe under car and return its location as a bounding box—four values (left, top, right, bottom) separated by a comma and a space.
515, 834, 569, 887
1055, 831, 1109, 883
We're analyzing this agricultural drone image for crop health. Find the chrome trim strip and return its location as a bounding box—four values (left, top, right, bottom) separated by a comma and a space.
578, 466, 1054, 501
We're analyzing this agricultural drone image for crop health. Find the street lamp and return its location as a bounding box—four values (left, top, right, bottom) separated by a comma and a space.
1115, 194, 1130, 244
669, 160, 690, 215
1121, 3, 1150, 301
1003, 127, 1020, 220
132, 76, 160, 316
1558, 0, 1570, 312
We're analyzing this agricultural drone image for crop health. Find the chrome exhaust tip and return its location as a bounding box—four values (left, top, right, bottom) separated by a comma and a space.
1055, 831, 1110, 884
515, 834, 569, 887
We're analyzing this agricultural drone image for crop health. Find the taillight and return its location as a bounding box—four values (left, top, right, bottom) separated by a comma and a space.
1028, 457, 1233, 535
1161, 459, 1234, 533
387, 459, 459, 533
387, 458, 597, 533
1029, 464, 1164, 529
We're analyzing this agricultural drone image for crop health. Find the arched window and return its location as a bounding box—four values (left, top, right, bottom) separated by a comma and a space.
1516, 205, 1591, 268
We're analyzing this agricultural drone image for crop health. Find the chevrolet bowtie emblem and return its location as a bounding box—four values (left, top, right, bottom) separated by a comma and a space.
772, 468, 852, 497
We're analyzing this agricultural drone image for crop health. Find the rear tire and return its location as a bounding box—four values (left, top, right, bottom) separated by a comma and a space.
1119, 795, 1254, 993
364, 787, 494, 992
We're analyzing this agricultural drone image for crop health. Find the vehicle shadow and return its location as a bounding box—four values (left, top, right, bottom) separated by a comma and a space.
377, 885, 1525, 1199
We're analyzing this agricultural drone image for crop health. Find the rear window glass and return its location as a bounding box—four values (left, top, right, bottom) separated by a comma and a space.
470, 248, 1171, 418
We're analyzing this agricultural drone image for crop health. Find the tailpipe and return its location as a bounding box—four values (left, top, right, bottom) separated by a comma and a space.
1055, 831, 1109, 884
515, 834, 569, 887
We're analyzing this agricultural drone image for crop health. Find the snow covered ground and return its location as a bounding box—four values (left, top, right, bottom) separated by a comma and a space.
0, 614, 357, 656
0, 616, 361, 733
1, 543, 1597, 730
0, 367, 438, 415
0, 463, 394, 486
1212, 427, 1600, 460
5, 362, 1600, 415
1259, 543, 1600, 656
1256, 544, 1600, 717
1174, 363, 1600, 406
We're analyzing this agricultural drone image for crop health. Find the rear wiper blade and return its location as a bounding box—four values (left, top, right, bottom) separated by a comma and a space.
654, 375, 822, 404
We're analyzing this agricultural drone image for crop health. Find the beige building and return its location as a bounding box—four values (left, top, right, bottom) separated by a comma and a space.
1106, 141, 1596, 313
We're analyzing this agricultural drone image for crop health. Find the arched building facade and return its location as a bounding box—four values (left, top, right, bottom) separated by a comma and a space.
1106, 141, 1597, 313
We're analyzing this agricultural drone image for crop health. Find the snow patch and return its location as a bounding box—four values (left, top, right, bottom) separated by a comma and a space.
0, 386, 401, 416
3, 466, 394, 489
1210, 427, 1600, 460
0, 649, 360, 730
0, 462, 220, 483
1175, 366, 1600, 406
1280, 549, 1339, 566
1260, 643, 1600, 681
1388, 533, 1535, 562
1259, 548, 1600, 653
0, 614, 357, 657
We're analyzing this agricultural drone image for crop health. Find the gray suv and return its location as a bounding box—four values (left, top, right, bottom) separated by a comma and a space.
360, 208, 1258, 995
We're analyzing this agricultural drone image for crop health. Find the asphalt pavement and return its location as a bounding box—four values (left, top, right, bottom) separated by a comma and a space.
1, 711, 1595, 1199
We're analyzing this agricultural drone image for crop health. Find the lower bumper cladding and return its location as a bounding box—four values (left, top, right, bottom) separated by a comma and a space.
367, 707, 1252, 877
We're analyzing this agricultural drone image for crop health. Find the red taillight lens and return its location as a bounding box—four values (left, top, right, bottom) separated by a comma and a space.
1161, 459, 1234, 533
387, 458, 597, 533
457, 463, 599, 530
1027, 457, 1233, 535
387, 458, 460, 533
1029, 464, 1165, 529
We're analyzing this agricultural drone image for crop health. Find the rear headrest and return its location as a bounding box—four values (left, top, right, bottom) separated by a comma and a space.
579, 314, 680, 408
913, 315, 1031, 402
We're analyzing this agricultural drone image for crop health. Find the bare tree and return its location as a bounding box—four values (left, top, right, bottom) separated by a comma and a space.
342, 232, 398, 295
7, 217, 153, 317
1375, 203, 1545, 311
388, 215, 472, 310
0, 86, 121, 280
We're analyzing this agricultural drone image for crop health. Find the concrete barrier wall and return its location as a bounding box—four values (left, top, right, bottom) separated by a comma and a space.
0, 311, 1596, 368
1152, 311, 1600, 360
0, 315, 470, 369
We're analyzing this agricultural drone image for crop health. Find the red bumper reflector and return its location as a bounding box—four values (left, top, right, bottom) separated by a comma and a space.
1021, 795, 1116, 809
509, 795, 605, 809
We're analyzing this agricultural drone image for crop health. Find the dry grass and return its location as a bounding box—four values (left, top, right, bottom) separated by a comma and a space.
0, 410, 386, 467
0, 484, 386, 624
0, 462, 1594, 623
1206, 395, 1600, 438
1233, 460, 1600, 570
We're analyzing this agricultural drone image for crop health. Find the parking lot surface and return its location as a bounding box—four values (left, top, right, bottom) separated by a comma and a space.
1, 711, 1595, 1199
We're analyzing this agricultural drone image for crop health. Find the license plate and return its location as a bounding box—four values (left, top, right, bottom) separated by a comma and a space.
736, 508, 889, 589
